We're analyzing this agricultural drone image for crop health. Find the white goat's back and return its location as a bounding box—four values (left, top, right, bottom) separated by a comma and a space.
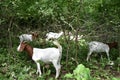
46, 31, 63, 40
32, 48, 60, 62
89, 41, 109, 52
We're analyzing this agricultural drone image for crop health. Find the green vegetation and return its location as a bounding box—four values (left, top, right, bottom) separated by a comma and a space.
64, 64, 93, 80
0, 0, 120, 80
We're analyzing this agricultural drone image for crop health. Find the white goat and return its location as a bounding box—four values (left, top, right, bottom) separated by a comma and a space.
17, 41, 62, 78
19, 32, 38, 42
46, 31, 63, 41
86, 41, 110, 61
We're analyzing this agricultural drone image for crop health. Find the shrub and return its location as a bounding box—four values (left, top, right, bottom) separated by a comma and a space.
64, 64, 94, 80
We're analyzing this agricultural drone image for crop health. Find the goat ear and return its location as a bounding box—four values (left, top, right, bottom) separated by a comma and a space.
35, 33, 39, 37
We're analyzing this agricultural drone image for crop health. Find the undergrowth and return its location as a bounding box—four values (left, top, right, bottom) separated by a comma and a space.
0, 39, 120, 80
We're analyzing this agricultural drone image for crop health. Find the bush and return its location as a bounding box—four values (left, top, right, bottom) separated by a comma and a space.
64, 64, 94, 80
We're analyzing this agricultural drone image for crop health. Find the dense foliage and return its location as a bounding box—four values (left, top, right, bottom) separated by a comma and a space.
0, 0, 120, 80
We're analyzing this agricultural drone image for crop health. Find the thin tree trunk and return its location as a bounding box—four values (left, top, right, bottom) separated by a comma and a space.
8, 17, 13, 52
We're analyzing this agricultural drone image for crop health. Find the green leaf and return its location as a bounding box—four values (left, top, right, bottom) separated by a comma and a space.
64, 73, 73, 78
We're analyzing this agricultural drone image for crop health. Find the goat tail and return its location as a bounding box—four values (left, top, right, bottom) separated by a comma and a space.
53, 40, 62, 54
